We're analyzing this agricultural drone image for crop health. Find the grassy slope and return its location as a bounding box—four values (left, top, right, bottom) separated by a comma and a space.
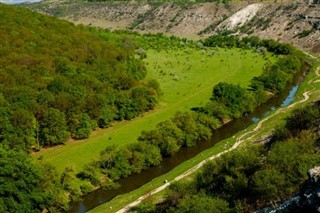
34, 47, 271, 172
89, 59, 320, 213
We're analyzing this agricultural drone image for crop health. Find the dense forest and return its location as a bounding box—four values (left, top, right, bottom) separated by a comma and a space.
0, 4, 160, 152
133, 101, 320, 212
0, 4, 161, 211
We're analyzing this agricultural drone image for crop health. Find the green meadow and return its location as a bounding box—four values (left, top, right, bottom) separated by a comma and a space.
34, 47, 272, 173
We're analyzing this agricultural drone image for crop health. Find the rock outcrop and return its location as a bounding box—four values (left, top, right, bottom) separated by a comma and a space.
216, 3, 264, 31
293, 167, 320, 212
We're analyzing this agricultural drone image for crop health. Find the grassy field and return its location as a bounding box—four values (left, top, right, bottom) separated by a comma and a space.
89, 59, 320, 213
34, 47, 272, 173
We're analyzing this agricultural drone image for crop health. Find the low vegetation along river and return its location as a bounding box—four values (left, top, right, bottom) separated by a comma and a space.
67, 69, 307, 213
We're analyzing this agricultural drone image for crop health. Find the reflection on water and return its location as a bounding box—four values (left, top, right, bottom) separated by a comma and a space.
281, 85, 299, 107
251, 85, 299, 123
252, 117, 260, 123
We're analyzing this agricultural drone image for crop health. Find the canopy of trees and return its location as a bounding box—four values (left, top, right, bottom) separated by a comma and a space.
0, 4, 159, 150
0, 145, 74, 212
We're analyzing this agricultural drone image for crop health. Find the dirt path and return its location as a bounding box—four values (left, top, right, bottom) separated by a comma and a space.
116, 57, 320, 213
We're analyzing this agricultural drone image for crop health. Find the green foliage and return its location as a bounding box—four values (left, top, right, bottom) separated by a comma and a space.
203, 34, 305, 94
128, 143, 162, 168
0, 146, 47, 212
139, 120, 183, 156
2, 5, 309, 211
172, 112, 218, 146
37, 163, 70, 211
39, 108, 69, 146
137, 111, 218, 156
195, 101, 230, 121
98, 107, 116, 128
285, 105, 320, 136
91, 143, 162, 181
268, 131, 319, 187
252, 67, 289, 93
153, 103, 320, 211
211, 82, 255, 117
166, 181, 196, 207
251, 54, 304, 93
35, 29, 270, 174
195, 146, 262, 201
68, 113, 92, 139
175, 194, 230, 213
0, 107, 36, 152
0, 146, 67, 212
0, 4, 159, 149
82, 110, 218, 182
105, 148, 134, 180
252, 168, 286, 200
60, 166, 76, 190
78, 163, 101, 186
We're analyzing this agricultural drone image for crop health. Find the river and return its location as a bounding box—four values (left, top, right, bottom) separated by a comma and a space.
67, 68, 307, 213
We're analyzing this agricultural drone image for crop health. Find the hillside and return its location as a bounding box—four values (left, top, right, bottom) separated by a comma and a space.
0, 4, 159, 151
27, 0, 320, 53
0, 4, 163, 211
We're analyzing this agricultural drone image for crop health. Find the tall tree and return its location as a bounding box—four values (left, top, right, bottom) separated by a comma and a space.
39, 108, 69, 146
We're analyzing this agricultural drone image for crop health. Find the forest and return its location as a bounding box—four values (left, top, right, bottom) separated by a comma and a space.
0, 3, 312, 212
0, 4, 160, 211
0, 4, 160, 152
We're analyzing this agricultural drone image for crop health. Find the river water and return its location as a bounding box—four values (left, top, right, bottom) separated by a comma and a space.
67, 70, 306, 213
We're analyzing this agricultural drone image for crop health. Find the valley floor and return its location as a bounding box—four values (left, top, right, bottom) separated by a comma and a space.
34, 47, 269, 173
